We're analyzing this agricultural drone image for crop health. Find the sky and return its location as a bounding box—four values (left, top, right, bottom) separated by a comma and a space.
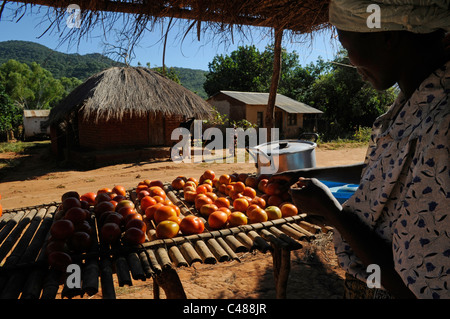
0, 3, 340, 71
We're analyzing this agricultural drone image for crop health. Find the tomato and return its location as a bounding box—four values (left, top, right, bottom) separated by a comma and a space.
74, 220, 93, 235
264, 182, 281, 196
202, 170, 216, 181
195, 195, 213, 210
208, 211, 228, 230
136, 184, 149, 194
64, 207, 88, 225
80, 192, 96, 205
214, 197, 230, 209
232, 198, 249, 213
62, 197, 81, 212
154, 205, 177, 224
124, 213, 144, 225
117, 206, 136, 219
48, 251, 72, 271
94, 201, 116, 218
125, 218, 147, 232
100, 223, 121, 244
97, 187, 112, 195
244, 176, 258, 188
137, 190, 151, 200
199, 203, 218, 218
61, 191, 80, 202
242, 187, 256, 199
50, 219, 75, 241
182, 190, 196, 203
104, 212, 124, 226
69, 231, 92, 252
156, 220, 179, 239
265, 206, 282, 220
280, 203, 298, 217
228, 211, 248, 227
247, 207, 268, 223
140, 196, 157, 212
148, 186, 166, 200
124, 227, 146, 244
267, 195, 283, 207
258, 179, 269, 193
251, 196, 266, 209
196, 185, 208, 195
149, 180, 165, 188
112, 185, 127, 197
219, 174, 231, 185
144, 203, 164, 220
179, 215, 205, 235
171, 178, 185, 190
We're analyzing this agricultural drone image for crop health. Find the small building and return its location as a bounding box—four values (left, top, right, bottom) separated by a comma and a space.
47, 67, 212, 167
23, 110, 50, 139
207, 91, 322, 139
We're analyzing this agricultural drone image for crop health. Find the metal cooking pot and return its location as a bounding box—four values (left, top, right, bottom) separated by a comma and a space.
247, 138, 317, 176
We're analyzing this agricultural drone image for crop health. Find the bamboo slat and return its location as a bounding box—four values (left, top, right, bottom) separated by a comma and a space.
179, 242, 202, 265
145, 248, 162, 274
127, 252, 146, 281
138, 250, 154, 278
114, 255, 132, 287
269, 226, 303, 250
194, 240, 216, 264
155, 246, 172, 269
216, 237, 239, 261
206, 238, 229, 262
247, 230, 272, 253
235, 232, 254, 251
224, 234, 247, 253
99, 258, 116, 299
168, 245, 188, 267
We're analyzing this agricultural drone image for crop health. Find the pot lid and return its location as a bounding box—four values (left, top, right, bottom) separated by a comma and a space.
254, 139, 316, 155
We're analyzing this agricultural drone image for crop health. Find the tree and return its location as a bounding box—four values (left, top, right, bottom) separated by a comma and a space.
0, 59, 65, 109
0, 83, 22, 141
204, 45, 270, 96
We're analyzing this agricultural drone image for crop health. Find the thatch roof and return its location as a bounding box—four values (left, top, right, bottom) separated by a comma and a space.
3, 1, 331, 50
48, 66, 213, 125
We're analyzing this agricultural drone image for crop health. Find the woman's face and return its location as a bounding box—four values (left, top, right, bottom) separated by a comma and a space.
337, 29, 398, 91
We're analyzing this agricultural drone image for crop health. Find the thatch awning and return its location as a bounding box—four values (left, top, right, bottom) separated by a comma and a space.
48, 66, 213, 125
3, 1, 331, 37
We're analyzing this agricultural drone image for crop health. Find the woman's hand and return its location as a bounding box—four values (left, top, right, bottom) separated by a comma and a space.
289, 178, 342, 222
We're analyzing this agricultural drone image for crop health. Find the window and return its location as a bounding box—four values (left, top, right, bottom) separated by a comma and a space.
257, 112, 264, 127
288, 113, 297, 126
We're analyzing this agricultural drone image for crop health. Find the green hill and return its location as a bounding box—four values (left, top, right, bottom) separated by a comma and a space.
0, 40, 124, 80
172, 66, 208, 99
0, 40, 208, 98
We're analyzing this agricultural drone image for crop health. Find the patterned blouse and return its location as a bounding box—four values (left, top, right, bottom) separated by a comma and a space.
333, 61, 450, 299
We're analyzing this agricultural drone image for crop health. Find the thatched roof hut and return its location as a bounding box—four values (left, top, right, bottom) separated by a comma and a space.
48, 66, 212, 126
48, 67, 213, 165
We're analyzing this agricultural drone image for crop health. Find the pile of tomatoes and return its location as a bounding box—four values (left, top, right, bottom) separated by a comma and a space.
169, 170, 298, 236
46, 191, 95, 271
134, 179, 205, 240
47, 185, 146, 271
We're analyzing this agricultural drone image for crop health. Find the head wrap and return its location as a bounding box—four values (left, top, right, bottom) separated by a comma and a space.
329, 0, 450, 33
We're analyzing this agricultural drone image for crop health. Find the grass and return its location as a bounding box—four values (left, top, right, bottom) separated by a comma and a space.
0, 140, 51, 153
317, 139, 368, 150
0, 140, 51, 171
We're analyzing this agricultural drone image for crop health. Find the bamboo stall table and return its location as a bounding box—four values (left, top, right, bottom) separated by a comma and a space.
0, 183, 329, 299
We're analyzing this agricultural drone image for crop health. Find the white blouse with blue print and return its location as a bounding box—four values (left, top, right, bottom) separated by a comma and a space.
333, 60, 450, 299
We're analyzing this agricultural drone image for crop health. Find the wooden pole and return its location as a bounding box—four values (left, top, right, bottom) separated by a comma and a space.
265, 28, 283, 141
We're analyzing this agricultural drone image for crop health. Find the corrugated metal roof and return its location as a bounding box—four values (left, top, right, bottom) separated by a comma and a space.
23, 110, 51, 117
219, 91, 323, 114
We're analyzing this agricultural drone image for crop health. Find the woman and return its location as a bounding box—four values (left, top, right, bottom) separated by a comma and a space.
274, 0, 449, 299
